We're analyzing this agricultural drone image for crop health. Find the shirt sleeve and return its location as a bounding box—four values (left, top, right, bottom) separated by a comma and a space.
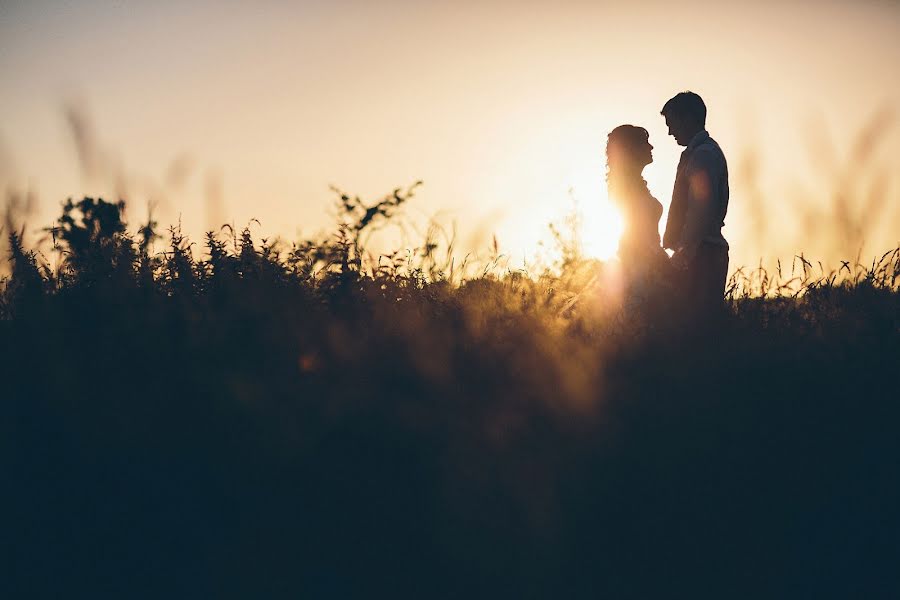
676, 147, 722, 261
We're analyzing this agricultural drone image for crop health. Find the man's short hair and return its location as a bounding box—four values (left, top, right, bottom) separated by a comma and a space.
661, 91, 707, 127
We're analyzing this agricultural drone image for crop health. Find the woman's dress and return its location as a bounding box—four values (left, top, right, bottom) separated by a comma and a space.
611, 177, 669, 297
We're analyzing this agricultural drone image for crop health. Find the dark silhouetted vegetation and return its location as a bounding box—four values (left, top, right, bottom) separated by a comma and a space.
2, 194, 899, 599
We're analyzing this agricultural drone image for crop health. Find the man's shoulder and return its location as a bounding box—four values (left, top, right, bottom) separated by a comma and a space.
688, 139, 726, 167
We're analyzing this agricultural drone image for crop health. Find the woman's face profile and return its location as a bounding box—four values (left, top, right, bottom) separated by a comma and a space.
639, 136, 653, 167
607, 126, 652, 171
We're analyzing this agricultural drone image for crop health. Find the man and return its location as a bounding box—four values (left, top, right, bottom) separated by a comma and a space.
661, 91, 730, 311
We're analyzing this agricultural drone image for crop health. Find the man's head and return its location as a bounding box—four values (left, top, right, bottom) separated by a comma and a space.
661, 91, 706, 146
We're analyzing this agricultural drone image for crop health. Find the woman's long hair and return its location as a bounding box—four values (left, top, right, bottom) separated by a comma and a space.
606, 125, 650, 206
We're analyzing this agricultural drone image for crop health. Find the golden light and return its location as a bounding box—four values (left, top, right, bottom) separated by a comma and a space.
566, 167, 624, 262
580, 193, 624, 261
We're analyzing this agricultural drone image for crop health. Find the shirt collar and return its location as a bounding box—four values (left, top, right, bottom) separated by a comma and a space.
686, 129, 710, 151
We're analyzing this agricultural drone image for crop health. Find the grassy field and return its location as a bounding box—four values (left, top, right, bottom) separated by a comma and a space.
2, 196, 899, 598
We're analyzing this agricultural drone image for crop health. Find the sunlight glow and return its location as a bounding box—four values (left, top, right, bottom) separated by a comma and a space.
567, 166, 624, 262
580, 194, 624, 261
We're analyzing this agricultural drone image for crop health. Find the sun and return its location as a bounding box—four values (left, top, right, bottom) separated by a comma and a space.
566, 170, 624, 262
580, 194, 624, 261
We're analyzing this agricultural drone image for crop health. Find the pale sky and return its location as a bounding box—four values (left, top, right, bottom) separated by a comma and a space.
2, 0, 899, 268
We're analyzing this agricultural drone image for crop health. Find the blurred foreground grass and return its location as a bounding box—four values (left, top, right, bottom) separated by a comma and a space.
1, 195, 899, 598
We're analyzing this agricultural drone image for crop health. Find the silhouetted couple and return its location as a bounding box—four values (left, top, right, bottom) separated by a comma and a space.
606, 91, 729, 316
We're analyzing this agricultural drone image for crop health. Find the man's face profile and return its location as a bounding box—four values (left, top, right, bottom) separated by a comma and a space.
665, 114, 690, 147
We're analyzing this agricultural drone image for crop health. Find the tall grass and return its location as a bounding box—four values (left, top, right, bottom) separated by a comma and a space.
2, 193, 899, 599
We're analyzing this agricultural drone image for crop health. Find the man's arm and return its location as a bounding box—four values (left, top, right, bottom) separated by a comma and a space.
672, 148, 720, 267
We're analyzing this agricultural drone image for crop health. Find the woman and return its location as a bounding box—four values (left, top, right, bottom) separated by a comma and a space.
606, 125, 670, 297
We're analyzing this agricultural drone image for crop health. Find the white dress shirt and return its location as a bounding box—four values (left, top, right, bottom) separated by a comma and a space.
666, 130, 729, 261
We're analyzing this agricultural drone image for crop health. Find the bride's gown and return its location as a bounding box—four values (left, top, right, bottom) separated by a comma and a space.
611, 177, 669, 297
